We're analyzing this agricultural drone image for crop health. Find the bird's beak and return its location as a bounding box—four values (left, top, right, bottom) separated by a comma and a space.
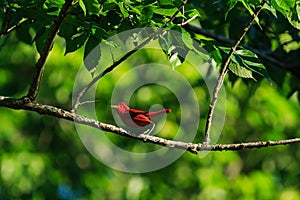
111, 105, 118, 109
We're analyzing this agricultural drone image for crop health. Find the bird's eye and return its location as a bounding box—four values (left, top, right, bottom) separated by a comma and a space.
119, 105, 123, 109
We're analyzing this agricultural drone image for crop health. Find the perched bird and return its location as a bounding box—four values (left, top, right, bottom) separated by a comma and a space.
111, 102, 172, 134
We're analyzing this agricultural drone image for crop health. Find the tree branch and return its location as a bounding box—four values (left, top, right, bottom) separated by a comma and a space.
1, 95, 299, 154
203, 0, 267, 144
26, 0, 73, 101
72, 0, 190, 111
0, 19, 35, 38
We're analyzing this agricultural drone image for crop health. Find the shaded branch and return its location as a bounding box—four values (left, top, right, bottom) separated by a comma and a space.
1, 95, 299, 154
72, 0, 190, 111
203, 0, 267, 144
26, 0, 73, 101
0, 19, 35, 38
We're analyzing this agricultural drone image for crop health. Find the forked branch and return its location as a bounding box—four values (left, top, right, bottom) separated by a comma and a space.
26, 0, 73, 101
203, 0, 268, 144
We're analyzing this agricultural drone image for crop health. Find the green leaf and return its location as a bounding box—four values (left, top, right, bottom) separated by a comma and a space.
210, 46, 223, 67
286, 2, 300, 30
229, 59, 255, 80
65, 32, 89, 55
159, 0, 174, 6
84, 35, 101, 74
118, 2, 129, 17
126, 4, 142, 15
153, 7, 183, 17
139, 6, 154, 23
158, 32, 185, 69
78, 0, 87, 16
225, 0, 239, 19
181, 28, 193, 49
169, 51, 182, 69
263, 3, 278, 18
235, 49, 256, 57
218, 46, 231, 54
235, 49, 271, 82
241, 1, 262, 29
35, 27, 51, 55
185, 9, 201, 19
83, 0, 100, 14
241, 59, 271, 82
58, 21, 77, 40
43, 0, 64, 15
274, 0, 295, 10
270, 0, 285, 16
90, 26, 107, 41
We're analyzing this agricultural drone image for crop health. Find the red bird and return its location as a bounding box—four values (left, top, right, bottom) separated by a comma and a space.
111, 102, 172, 133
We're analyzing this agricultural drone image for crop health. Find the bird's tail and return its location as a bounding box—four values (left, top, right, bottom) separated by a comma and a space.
148, 108, 172, 117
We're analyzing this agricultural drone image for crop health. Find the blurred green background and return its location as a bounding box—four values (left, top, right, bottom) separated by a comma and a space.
0, 33, 300, 199
1, 0, 300, 199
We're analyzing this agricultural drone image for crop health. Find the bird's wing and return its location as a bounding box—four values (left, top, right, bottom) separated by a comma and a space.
133, 114, 153, 127
129, 109, 147, 118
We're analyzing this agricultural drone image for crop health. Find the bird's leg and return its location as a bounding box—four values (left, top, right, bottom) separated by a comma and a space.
143, 123, 156, 141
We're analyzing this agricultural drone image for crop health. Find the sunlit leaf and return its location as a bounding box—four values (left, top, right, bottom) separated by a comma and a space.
235, 49, 271, 82
159, 0, 173, 6
286, 2, 300, 30
153, 7, 183, 17
169, 51, 182, 69
78, 0, 87, 16
118, 2, 129, 17
263, 2, 278, 18
185, 9, 201, 19
273, 0, 295, 10
83, 0, 100, 14
229, 59, 255, 80
210, 46, 223, 66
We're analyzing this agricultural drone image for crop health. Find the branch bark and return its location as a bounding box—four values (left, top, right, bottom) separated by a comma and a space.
1, 96, 299, 155
203, 0, 267, 144
26, 0, 73, 101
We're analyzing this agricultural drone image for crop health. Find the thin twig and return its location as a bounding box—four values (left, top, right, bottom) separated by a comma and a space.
76, 100, 101, 107
203, 0, 267, 144
180, 14, 198, 26
72, 0, 189, 111
1, 95, 299, 154
0, 19, 35, 38
26, 0, 73, 101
